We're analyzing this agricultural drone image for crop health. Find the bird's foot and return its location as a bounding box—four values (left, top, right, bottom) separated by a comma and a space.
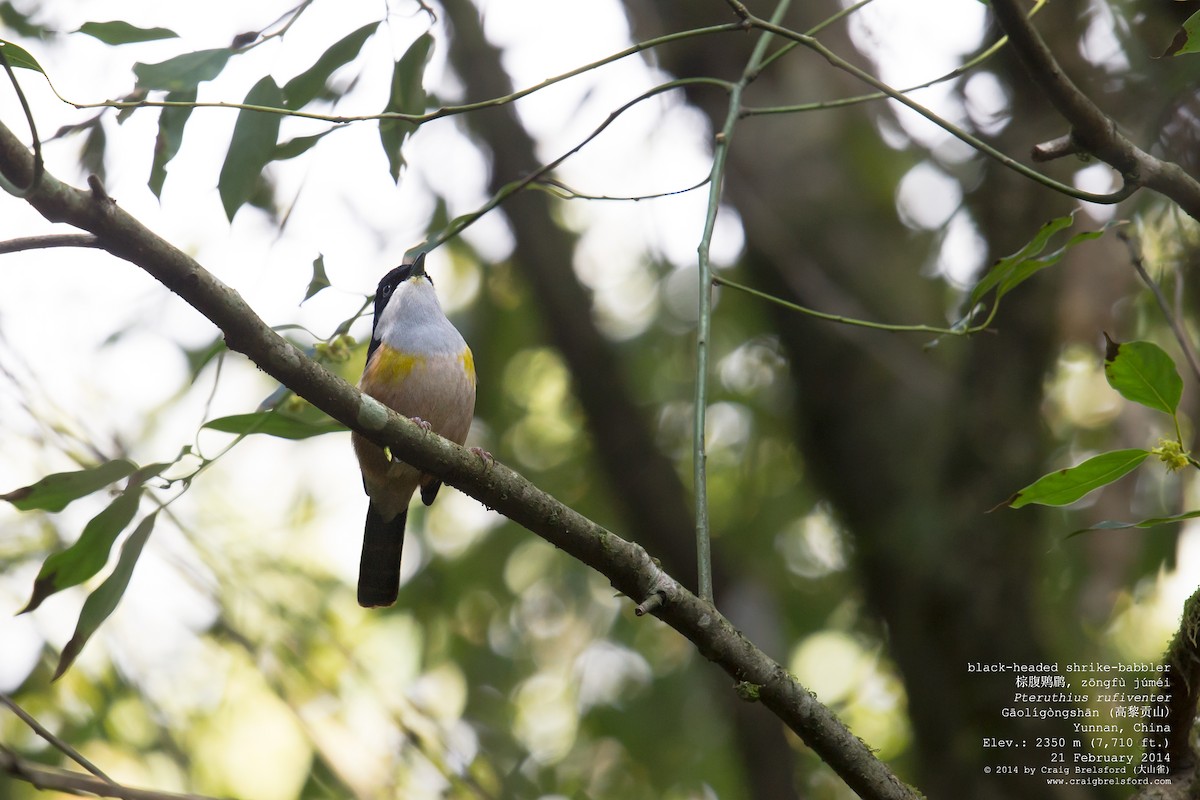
470, 446, 496, 469
410, 416, 432, 432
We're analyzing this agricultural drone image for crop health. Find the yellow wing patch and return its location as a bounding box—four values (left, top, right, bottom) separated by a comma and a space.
459, 347, 476, 385
364, 344, 424, 385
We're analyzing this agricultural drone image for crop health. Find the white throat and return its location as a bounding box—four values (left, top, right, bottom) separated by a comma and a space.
376, 277, 465, 356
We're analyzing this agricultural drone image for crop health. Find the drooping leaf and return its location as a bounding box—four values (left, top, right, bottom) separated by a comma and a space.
1102, 335, 1182, 416
273, 130, 333, 161
1163, 11, 1200, 57
0, 39, 46, 73
0, 3, 50, 38
149, 88, 196, 197
20, 487, 143, 614
130, 459, 175, 484
2, 459, 138, 512
53, 511, 158, 680
961, 215, 1115, 325
133, 48, 232, 92
303, 254, 331, 302
1006, 449, 1150, 509
282, 22, 378, 108
78, 21, 179, 45
379, 32, 433, 182
203, 411, 347, 440
80, 120, 107, 185
218, 76, 284, 220
182, 334, 226, 380
1068, 509, 1200, 538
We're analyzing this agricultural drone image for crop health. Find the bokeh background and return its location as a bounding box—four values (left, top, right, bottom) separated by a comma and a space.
3, 1, 1200, 798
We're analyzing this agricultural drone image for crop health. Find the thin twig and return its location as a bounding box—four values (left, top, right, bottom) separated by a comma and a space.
55, 23, 743, 127
0, 42, 43, 197
0, 744, 216, 800
751, 0, 1043, 110
723, 0, 751, 20
425, 77, 730, 251
0, 234, 102, 254
744, 16, 1135, 207
988, 0, 1200, 220
1117, 230, 1200, 385
691, 0, 793, 607
536, 175, 711, 202
1031, 133, 1081, 162
713, 275, 986, 335
0, 694, 115, 784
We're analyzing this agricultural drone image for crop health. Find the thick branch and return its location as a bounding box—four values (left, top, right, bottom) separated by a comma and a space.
988, 0, 1200, 220
1157, 588, 1200, 772
0, 122, 918, 799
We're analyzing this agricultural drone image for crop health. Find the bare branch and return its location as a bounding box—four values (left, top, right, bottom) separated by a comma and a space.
0, 745, 216, 800
988, 0, 1200, 220
0, 233, 102, 254
1030, 133, 1081, 162
0, 695, 113, 783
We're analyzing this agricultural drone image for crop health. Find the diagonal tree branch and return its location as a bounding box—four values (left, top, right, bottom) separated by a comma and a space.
0, 121, 919, 800
0, 745, 215, 800
1, 695, 113, 783
988, 0, 1200, 220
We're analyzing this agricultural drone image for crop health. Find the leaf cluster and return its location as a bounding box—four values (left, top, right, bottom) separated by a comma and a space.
1004, 333, 1200, 534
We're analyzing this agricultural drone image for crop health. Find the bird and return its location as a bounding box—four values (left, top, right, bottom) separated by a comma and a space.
352, 252, 476, 607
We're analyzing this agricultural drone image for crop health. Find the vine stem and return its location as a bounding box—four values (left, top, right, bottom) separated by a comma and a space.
744, 16, 1133, 206
712, 275, 988, 335
693, 0, 791, 606
56, 23, 743, 126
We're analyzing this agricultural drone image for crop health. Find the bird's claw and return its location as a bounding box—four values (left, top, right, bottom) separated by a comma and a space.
470, 446, 496, 469
410, 416, 432, 432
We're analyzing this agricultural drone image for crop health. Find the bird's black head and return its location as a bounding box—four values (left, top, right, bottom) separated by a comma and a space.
368, 252, 431, 359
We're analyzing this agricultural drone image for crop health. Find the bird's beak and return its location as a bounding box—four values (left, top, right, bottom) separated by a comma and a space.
411, 252, 427, 278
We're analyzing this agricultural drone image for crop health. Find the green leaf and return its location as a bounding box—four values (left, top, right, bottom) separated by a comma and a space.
0, 39, 46, 73
0, 4, 51, 38
218, 76, 284, 220
203, 412, 347, 440
149, 88, 196, 197
133, 48, 232, 92
80, 121, 106, 185
131, 459, 174, 484
78, 21, 179, 45
961, 215, 1114, 324
20, 487, 143, 614
53, 512, 158, 680
1163, 11, 1200, 57
1068, 509, 1200, 538
2, 459, 138, 512
282, 22, 378, 108
1007, 449, 1150, 509
379, 32, 433, 182
182, 334, 227, 380
1102, 335, 1183, 416
303, 254, 331, 302
273, 130, 333, 161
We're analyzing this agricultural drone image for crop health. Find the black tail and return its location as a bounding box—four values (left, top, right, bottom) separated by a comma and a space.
358, 503, 406, 607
